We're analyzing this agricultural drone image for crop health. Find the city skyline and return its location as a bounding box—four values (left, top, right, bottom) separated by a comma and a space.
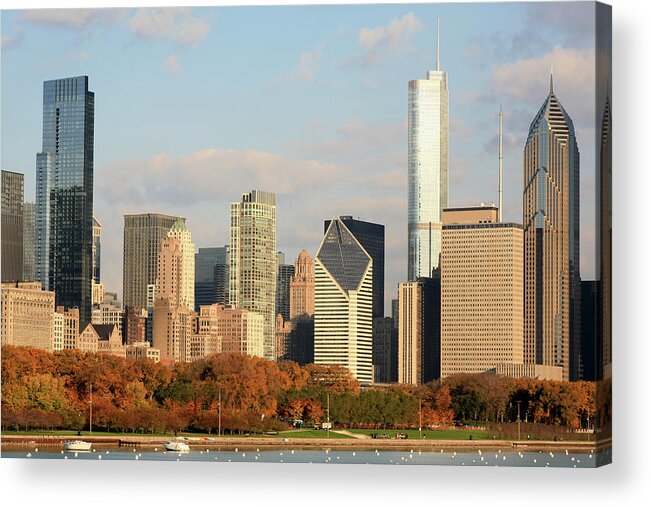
1, 3, 600, 313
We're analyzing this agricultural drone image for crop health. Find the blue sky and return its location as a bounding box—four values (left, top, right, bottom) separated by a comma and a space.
1, 2, 600, 311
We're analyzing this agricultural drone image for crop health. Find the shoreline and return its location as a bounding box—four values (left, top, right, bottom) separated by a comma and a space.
0, 434, 610, 453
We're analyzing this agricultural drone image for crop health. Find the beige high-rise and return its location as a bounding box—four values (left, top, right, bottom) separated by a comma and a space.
229, 190, 276, 361
1, 282, 54, 351
166, 219, 195, 311
441, 208, 524, 378
196, 304, 264, 358
290, 249, 315, 320
123, 213, 184, 310
398, 282, 423, 384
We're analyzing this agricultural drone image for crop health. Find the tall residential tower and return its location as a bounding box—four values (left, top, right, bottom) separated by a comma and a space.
407, 19, 448, 280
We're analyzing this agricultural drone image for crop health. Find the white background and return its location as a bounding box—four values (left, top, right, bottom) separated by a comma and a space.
1, 0, 648, 504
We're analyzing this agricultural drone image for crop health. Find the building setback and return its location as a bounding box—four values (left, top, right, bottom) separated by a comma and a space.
523, 77, 581, 382
314, 218, 373, 384
408, 20, 448, 281
123, 213, 184, 310
440, 207, 523, 379
2, 170, 24, 282
229, 190, 277, 361
35, 76, 94, 324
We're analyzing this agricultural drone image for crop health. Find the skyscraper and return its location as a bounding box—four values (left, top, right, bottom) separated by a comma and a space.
229, 190, 277, 361
324, 216, 384, 319
523, 76, 581, 382
440, 206, 523, 379
92, 217, 101, 284
194, 246, 228, 310
276, 252, 295, 321
35, 76, 94, 324
1, 170, 24, 281
407, 19, 448, 281
314, 218, 373, 384
22, 202, 35, 281
289, 249, 315, 320
600, 94, 611, 379
166, 219, 195, 311
123, 213, 184, 310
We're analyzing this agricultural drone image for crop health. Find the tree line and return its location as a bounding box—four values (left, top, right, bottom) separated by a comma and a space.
1, 345, 608, 434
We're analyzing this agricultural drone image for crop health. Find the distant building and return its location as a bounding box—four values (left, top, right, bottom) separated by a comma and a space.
275, 313, 293, 361
276, 252, 295, 322
1, 281, 54, 351
166, 219, 195, 311
190, 304, 226, 360
373, 316, 398, 384
92, 281, 105, 306
195, 304, 264, 358
315, 217, 373, 384
152, 299, 195, 362
91, 292, 123, 342
229, 190, 277, 361
289, 249, 315, 320
123, 213, 184, 310
126, 341, 161, 363
57, 306, 80, 350
92, 217, 101, 284
35, 76, 95, 324
397, 277, 440, 384
22, 202, 35, 282
123, 306, 147, 346
441, 207, 523, 379
194, 246, 228, 310
489, 363, 563, 382
79, 323, 125, 357
581, 280, 601, 381
1, 170, 24, 282
524, 77, 581, 382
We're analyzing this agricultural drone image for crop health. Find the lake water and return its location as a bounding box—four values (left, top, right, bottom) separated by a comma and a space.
2, 446, 611, 467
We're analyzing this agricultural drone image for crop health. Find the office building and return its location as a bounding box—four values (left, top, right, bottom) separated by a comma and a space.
373, 316, 398, 384
407, 20, 448, 280
229, 190, 277, 361
289, 249, 315, 320
22, 202, 35, 281
35, 76, 94, 323
123, 213, 184, 310
440, 207, 524, 378
1, 281, 54, 351
276, 252, 295, 322
1, 170, 24, 281
92, 217, 101, 283
523, 76, 581, 381
194, 246, 228, 310
166, 219, 195, 311
581, 280, 601, 381
126, 341, 161, 363
314, 217, 373, 384
123, 306, 147, 346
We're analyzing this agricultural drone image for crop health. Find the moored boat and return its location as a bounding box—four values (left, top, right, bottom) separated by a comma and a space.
164, 440, 190, 452
64, 440, 92, 452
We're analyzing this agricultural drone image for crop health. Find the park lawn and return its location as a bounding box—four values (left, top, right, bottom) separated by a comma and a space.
269, 429, 353, 439
1, 429, 293, 439
348, 428, 492, 440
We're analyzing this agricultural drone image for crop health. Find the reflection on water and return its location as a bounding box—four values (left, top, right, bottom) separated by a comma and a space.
2, 446, 610, 468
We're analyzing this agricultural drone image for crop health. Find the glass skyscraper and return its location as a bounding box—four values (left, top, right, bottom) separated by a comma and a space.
35, 76, 94, 324
194, 246, 229, 311
523, 76, 580, 382
407, 22, 448, 281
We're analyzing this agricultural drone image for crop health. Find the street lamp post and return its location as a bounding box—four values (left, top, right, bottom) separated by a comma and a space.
516, 400, 521, 441
218, 389, 222, 437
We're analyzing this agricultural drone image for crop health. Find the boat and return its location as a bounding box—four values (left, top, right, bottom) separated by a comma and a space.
164, 440, 190, 452
64, 440, 92, 452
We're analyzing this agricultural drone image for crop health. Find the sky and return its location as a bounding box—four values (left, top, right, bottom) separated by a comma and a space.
1, 2, 602, 313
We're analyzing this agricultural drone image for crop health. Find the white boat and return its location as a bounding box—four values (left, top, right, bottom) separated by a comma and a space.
164, 440, 190, 452
64, 440, 92, 452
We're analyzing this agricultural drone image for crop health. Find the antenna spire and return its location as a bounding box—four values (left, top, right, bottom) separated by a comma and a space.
498, 107, 503, 223
436, 17, 440, 71
550, 66, 554, 94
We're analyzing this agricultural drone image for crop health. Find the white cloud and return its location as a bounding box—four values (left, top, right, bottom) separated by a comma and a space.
279, 45, 323, 84
164, 54, 181, 75
21, 8, 128, 29
128, 7, 211, 47
491, 46, 595, 125
347, 12, 422, 67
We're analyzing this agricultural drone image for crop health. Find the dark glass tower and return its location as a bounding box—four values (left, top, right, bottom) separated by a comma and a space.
1, 170, 24, 282
523, 75, 580, 381
276, 258, 295, 321
324, 216, 385, 319
35, 76, 94, 324
194, 246, 228, 310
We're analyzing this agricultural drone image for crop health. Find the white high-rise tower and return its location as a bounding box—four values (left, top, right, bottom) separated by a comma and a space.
407, 18, 449, 280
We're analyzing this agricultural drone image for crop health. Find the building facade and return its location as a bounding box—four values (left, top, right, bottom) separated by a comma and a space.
123, 306, 147, 346
373, 316, 398, 384
314, 218, 373, 384
1, 282, 54, 351
126, 341, 161, 362
92, 217, 101, 284
523, 78, 581, 382
229, 190, 277, 361
1, 170, 24, 282
166, 219, 195, 311
276, 252, 295, 322
289, 249, 315, 320
123, 213, 184, 310
194, 246, 228, 310
22, 202, 35, 282
407, 25, 448, 281
441, 211, 524, 379
35, 76, 95, 324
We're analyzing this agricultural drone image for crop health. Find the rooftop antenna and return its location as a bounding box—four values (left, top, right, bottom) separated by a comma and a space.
436, 17, 440, 71
550, 65, 554, 94
498, 106, 503, 223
